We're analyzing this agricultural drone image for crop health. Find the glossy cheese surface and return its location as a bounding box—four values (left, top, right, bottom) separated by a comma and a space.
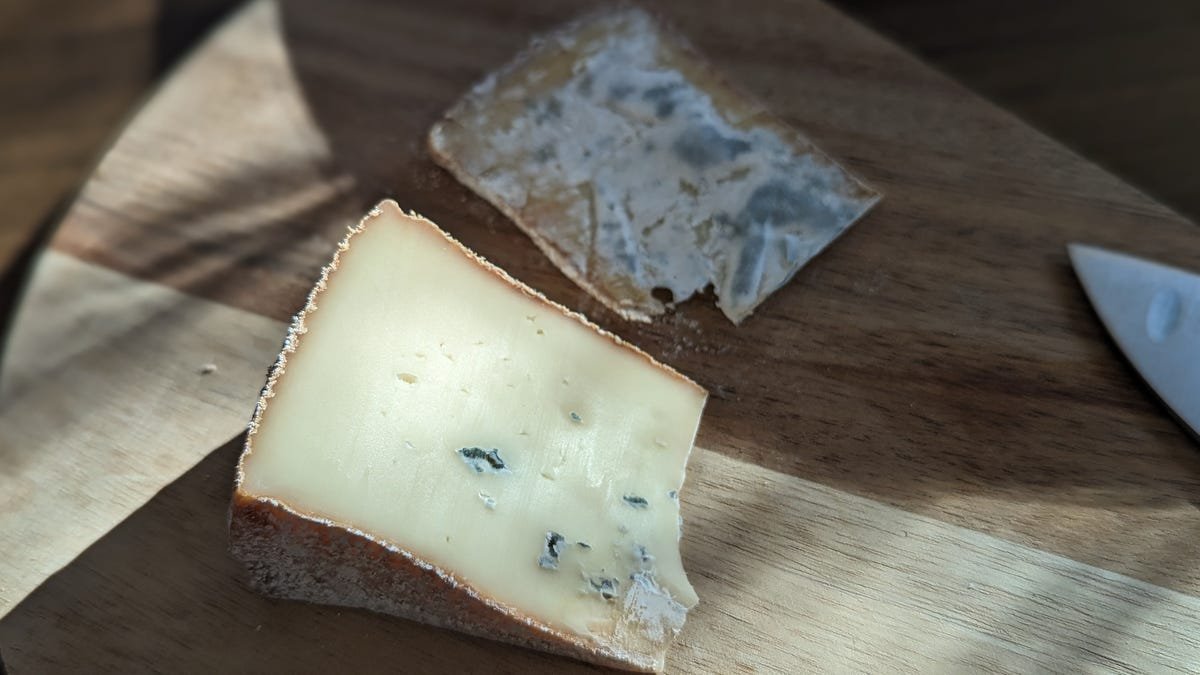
239, 202, 705, 653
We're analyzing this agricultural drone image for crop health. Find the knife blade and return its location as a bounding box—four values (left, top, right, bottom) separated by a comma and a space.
1069, 243, 1200, 438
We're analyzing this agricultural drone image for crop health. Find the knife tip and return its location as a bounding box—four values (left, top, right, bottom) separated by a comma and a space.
1067, 242, 1108, 268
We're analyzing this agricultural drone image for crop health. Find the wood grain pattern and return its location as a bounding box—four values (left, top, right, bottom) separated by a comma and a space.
0, 0, 154, 270
838, 0, 1200, 222
4, 0, 1200, 670
7, 435, 1200, 672
0, 252, 282, 614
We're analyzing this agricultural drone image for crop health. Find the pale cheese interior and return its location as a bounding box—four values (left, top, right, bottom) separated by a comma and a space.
240, 203, 704, 646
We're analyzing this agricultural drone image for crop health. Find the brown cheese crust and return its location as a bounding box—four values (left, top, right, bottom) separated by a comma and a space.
229, 494, 657, 671
230, 200, 701, 672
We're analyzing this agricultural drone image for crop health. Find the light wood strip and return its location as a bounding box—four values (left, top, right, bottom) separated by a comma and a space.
679, 450, 1200, 673
0, 252, 282, 615
3, 434, 1197, 672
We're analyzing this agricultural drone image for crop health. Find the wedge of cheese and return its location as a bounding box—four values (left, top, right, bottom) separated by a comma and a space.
230, 201, 706, 672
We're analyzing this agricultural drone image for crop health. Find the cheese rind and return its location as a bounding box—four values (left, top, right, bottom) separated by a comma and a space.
430, 8, 880, 324
231, 201, 705, 672
229, 495, 660, 670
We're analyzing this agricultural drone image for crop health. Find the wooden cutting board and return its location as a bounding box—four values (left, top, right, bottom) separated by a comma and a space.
4, 0, 1200, 671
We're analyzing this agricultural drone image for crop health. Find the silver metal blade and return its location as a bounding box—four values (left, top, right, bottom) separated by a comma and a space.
1069, 244, 1200, 437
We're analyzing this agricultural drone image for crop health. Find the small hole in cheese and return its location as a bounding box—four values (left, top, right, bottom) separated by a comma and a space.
397, 373, 418, 384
